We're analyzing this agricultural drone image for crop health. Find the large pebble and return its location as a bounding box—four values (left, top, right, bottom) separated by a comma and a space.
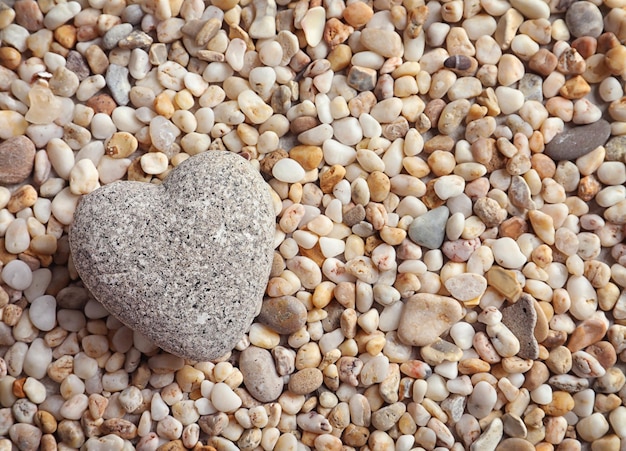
0, 136, 36, 185
398, 293, 463, 346
69, 152, 275, 361
256, 296, 307, 334
565, 1, 603, 38
239, 346, 283, 402
544, 120, 611, 160
359, 28, 403, 58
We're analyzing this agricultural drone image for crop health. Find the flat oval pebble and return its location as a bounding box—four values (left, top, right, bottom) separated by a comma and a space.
256, 296, 307, 334
544, 120, 611, 161
288, 368, 323, 395
0, 136, 36, 185
239, 346, 284, 403
70, 151, 274, 360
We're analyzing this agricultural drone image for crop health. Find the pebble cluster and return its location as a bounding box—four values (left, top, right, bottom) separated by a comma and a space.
0, 0, 625, 448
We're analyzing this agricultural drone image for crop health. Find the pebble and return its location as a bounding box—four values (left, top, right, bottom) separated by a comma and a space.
501, 295, 539, 359
398, 293, 463, 346
360, 28, 403, 58
239, 346, 283, 403
565, 1, 604, 38
0, 136, 36, 185
408, 206, 449, 250
288, 368, 323, 395
544, 120, 611, 160
257, 296, 307, 334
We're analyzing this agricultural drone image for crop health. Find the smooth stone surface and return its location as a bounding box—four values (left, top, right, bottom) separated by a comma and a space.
239, 346, 284, 402
0, 136, 36, 185
544, 120, 610, 160
565, 1, 603, 38
70, 151, 275, 361
398, 293, 463, 346
256, 296, 307, 334
501, 294, 539, 359
408, 206, 450, 250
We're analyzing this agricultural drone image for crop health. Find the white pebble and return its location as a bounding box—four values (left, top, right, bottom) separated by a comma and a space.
1, 260, 32, 291
272, 159, 305, 183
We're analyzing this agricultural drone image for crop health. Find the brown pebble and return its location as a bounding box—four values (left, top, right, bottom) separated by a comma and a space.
323, 17, 353, 49
288, 368, 323, 395
290, 116, 318, 135
100, 418, 138, 440
424, 134, 455, 153
597, 32, 620, 54
567, 317, 608, 352
342, 424, 369, 447
577, 175, 601, 201
320, 165, 346, 193
523, 361, 550, 391
12, 378, 26, 397
0, 47, 21, 70
531, 153, 556, 179
571, 36, 597, 59
257, 296, 307, 335
529, 49, 558, 76
86, 93, 117, 115
14, 0, 43, 31
585, 341, 617, 369
0, 136, 36, 185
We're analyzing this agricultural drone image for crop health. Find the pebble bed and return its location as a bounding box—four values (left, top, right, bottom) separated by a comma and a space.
0, 0, 625, 448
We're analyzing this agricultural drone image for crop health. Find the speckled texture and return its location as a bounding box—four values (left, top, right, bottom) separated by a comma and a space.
69, 151, 275, 361
501, 294, 539, 360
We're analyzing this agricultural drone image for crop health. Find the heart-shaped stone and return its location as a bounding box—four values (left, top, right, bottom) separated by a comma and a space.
69, 151, 275, 361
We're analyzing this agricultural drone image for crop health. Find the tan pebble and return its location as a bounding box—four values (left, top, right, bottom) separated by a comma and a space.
327, 44, 352, 72
320, 165, 346, 193
541, 391, 574, 416
289, 145, 323, 171
105, 132, 138, 159
0, 47, 22, 70
8, 185, 37, 214
323, 18, 353, 49
559, 75, 591, 99
486, 266, 522, 302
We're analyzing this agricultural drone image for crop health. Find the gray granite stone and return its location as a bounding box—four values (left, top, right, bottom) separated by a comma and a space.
544, 120, 611, 161
69, 151, 275, 361
408, 206, 449, 250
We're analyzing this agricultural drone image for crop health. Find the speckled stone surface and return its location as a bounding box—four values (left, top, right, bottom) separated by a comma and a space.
501, 294, 539, 360
69, 151, 275, 361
